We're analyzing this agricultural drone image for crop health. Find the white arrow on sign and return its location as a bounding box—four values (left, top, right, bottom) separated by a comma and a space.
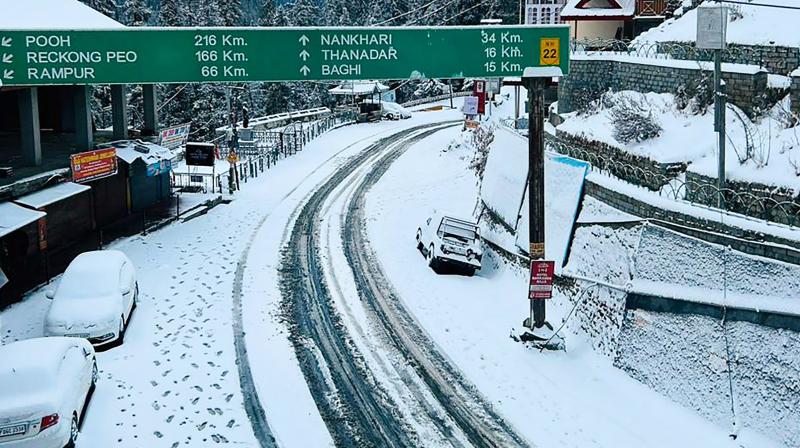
0, 37, 11, 47
299, 49, 310, 61
298, 35, 309, 46
3, 69, 13, 80
2, 54, 12, 64
299, 65, 310, 76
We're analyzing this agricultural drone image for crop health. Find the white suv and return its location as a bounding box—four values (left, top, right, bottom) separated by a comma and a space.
416, 213, 483, 276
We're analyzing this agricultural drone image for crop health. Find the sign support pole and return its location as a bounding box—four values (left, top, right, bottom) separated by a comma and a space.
714, 49, 726, 209
526, 76, 547, 329
520, 67, 563, 351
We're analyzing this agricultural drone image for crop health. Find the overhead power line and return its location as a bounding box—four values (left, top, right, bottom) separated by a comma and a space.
441, 0, 490, 23
711, 0, 800, 11
373, 0, 447, 26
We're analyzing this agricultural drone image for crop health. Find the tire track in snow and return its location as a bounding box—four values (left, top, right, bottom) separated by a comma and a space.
279, 123, 462, 447
341, 126, 532, 447
231, 123, 409, 448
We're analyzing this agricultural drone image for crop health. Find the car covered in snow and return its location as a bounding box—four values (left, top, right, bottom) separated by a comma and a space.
361, 99, 411, 120
44, 250, 138, 348
380, 101, 411, 120
416, 213, 483, 275
0, 337, 97, 448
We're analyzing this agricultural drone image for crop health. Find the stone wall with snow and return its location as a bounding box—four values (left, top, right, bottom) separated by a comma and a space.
615, 309, 800, 448
558, 56, 767, 116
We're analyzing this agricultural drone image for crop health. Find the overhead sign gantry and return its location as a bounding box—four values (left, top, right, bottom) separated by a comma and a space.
0, 25, 570, 86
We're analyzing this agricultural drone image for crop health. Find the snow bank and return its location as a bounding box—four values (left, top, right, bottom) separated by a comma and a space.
480, 126, 588, 270
557, 90, 800, 190
637, 0, 800, 48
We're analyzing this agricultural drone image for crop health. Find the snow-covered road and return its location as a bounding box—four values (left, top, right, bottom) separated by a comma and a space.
0, 102, 775, 448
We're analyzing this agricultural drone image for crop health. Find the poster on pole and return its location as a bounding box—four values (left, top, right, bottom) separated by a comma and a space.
159, 123, 192, 149
529, 260, 555, 299
462, 96, 479, 115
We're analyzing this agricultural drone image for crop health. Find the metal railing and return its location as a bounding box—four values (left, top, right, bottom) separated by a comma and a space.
571, 38, 768, 69
173, 111, 355, 195
401, 91, 472, 108
501, 119, 800, 228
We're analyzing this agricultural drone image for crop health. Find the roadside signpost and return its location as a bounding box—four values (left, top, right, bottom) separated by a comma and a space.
529, 260, 554, 299
0, 26, 569, 86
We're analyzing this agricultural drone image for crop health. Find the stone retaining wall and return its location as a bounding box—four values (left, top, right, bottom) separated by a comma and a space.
558, 57, 767, 116
551, 132, 685, 191
658, 41, 800, 76
584, 179, 800, 262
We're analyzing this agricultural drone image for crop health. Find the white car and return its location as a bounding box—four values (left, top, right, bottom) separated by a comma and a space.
416, 213, 483, 276
44, 250, 138, 348
0, 337, 97, 448
381, 101, 411, 120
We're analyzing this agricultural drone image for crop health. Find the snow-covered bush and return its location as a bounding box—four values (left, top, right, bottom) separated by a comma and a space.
609, 94, 663, 143
573, 86, 609, 116
469, 124, 496, 178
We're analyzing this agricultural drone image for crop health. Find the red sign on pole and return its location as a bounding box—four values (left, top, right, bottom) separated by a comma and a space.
529, 260, 555, 299
473, 80, 487, 115
71, 148, 118, 183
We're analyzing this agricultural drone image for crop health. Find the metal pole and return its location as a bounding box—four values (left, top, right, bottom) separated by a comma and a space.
526, 77, 547, 329
714, 49, 726, 208
449, 81, 454, 109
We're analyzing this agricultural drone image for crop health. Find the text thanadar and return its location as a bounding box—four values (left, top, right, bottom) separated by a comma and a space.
318, 33, 397, 76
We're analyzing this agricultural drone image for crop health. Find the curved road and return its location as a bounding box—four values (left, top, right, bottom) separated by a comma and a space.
280, 122, 530, 447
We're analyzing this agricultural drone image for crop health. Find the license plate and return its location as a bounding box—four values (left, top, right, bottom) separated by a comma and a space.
0, 424, 26, 437
66, 333, 90, 338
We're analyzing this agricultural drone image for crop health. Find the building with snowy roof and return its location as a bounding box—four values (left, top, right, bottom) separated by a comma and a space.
560, 0, 668, 40
0, 0, 160, 197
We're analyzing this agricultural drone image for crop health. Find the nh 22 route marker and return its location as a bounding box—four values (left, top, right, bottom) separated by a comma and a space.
0, 26, 569, 86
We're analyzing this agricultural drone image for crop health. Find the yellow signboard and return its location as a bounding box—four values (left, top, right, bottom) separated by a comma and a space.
539, 38, 560, 66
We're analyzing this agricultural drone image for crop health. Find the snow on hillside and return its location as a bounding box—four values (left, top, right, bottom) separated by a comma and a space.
557, 90, 800, 190
638, 0, 800, 48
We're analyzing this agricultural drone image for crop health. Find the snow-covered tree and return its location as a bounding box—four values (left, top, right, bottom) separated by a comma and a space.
324, 0, 352, 26
221, 0, 243, 26
157, 0, 182, 26
123, 0, 151, 26
80, 0, 118, 20
286, 0, 321, 27
259, 0, 277, 26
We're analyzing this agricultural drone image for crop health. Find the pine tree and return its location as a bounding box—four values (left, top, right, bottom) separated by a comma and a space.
221, 0, 243, 27
158, 0, 182, 26
123, 0, 151, 26
324, 0, 351, 26
287, 0, 321, 27
260, 0, 277, 26
81, 0, 118, 19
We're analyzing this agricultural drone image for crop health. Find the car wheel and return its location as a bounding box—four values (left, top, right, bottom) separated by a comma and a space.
64, 414, 78, 448
416, 229, 423, 251
91, 360, 98, 388
464, 267, 476, 277
428, 244, 437, 269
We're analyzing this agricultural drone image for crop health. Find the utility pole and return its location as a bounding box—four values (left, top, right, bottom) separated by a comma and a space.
714, 50, 727, 208
528, 76, 547, 328
520, 67, 563, 350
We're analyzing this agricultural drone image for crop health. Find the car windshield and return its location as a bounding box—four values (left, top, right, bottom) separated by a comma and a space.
439, 221, 477, 243
57, 263, 118, 299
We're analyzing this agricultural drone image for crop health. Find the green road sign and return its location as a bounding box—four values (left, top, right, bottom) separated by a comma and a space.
0, 26, 569, 86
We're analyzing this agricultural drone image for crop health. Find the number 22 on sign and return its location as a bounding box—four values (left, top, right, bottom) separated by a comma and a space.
540, 38, 560, 66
